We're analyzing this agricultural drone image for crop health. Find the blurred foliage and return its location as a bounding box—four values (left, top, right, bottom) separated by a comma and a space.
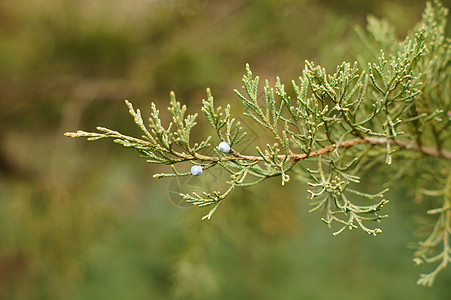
0, 0, 450, 299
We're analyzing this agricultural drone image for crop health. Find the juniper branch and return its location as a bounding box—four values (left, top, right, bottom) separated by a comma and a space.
64, 0, 450, 286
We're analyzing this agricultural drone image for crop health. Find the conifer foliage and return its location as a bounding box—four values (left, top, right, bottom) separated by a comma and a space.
66, 1, 450, 286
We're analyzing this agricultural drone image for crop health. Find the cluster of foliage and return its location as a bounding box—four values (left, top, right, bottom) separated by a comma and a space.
66, 0, 450, 286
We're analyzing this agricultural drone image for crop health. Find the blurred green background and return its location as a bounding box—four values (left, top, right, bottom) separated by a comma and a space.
1, 0, 450, 299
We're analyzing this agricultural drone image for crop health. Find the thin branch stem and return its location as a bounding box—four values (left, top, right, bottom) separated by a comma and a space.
148, 137, 451, 162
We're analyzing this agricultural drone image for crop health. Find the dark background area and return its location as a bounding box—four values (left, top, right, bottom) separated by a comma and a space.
0, 0, 450, 299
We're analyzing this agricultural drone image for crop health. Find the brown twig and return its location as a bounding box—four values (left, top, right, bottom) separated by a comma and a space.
191, 137, 451, 162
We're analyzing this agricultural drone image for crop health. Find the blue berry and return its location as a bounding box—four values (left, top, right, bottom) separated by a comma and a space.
191, 165, 203, 176
218, 141, 231, 153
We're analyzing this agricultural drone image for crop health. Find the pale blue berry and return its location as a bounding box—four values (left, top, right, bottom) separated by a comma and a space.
218, 141, 231, 153
191, 165, 203, 176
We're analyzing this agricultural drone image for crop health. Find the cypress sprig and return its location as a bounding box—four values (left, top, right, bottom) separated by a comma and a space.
65, 0, 450, 286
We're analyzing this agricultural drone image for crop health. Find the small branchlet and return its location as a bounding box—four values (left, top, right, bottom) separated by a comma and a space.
413, 173, 451, 287
307, 157, 389, 236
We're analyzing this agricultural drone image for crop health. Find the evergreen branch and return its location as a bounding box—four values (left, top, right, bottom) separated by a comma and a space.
64, 0, 450, 286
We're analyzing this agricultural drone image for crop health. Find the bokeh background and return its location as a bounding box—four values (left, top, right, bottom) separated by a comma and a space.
1, 0, 450, 299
